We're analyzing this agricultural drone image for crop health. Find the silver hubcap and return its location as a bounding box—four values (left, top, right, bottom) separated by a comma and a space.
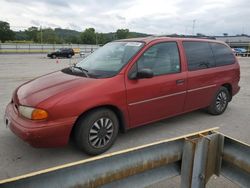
216, 91, 227, 112
89, 118, 114, 148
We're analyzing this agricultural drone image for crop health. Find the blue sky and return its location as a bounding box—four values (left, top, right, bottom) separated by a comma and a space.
0, 0, 249, 35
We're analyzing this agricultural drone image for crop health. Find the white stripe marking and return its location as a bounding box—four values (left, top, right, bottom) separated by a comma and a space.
129, 91, 186, 106
128, 84, 217, 106
187, 84, 216, 93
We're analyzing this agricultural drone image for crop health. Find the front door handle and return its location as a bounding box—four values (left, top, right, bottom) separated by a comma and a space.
176, 79, 185, 85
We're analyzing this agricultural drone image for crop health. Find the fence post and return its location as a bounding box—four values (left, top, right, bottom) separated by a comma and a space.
180, 140, 196, 188
181, 134, 223, 188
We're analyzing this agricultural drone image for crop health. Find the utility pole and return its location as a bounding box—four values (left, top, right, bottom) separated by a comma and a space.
40, 26, 43, 44
95, 33, 98, 45
192, 19, 196, 36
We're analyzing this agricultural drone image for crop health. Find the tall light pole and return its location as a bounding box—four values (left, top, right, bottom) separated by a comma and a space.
40, 26, 43, 44
192, 19, 196, 36
95, 32, 98, 45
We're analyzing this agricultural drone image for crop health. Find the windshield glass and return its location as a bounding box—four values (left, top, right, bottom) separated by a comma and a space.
76, 41, 144, 78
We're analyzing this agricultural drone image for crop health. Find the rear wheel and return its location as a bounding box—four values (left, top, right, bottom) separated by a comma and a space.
207, 87, 230, 115
74, 108, 119, 155
67, 54, 72, 58
52, 54, 56, 59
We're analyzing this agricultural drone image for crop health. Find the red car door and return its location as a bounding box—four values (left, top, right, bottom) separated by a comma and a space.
125, 41, 187, 128
182, 41, 219, 111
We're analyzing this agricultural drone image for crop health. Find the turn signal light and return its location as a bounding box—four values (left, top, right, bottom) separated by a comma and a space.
31, 109, 48, 120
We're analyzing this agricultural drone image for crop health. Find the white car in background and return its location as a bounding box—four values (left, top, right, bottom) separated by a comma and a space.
80, 51, 92, 58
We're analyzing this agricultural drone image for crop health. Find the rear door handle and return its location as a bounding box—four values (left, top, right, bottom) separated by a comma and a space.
176, 79, 185, 84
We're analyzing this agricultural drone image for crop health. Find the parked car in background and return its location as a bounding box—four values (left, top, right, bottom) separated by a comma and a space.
5, 37, 240, 155
79, 51, 91, 58
47, 48, 75, 58
233, 48, 247, 56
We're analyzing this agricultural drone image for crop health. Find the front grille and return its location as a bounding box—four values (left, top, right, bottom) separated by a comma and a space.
12, 102, 19, 114
15, 104, 18, 111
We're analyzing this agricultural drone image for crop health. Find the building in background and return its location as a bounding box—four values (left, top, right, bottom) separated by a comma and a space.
215, 35, 250, 50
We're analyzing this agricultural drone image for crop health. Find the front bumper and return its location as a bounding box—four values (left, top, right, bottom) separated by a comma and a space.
5, 103, 76, 148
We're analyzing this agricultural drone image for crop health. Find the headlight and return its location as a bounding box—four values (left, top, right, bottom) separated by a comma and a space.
18, 106, 48, 120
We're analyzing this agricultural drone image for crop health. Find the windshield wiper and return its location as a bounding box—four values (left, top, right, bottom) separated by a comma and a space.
70, 65, 89, 77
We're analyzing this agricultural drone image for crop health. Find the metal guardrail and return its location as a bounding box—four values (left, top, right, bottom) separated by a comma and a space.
0, 127, 249, 188
0, 43, 99, 54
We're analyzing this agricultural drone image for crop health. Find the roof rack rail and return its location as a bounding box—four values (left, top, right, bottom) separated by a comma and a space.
154, 35, 216, 40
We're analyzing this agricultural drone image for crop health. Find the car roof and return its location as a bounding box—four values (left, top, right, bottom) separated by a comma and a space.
116, 36, 226, 45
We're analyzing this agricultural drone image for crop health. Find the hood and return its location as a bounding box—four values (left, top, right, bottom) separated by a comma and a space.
16, 71, 89, 106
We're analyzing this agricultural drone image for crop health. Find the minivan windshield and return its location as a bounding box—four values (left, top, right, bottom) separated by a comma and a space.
76, 41, 144, 78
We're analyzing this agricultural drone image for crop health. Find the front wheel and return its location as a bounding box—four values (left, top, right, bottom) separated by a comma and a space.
74, 108, 119, 155
207, 87, 230, 115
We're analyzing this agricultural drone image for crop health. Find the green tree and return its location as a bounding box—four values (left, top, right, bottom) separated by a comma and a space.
196, 33, 205, 37
14, 31, 29, 41
96, 33, 109, 45
37, 28, 59, 44
80, 28, 96, 44
65, 35, 80, 44
116, 29, 129, 39
0, 21, 15, 42
25, 27, 39, 42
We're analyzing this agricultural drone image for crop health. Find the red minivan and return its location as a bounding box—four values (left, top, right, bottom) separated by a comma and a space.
4, 37, 240, 155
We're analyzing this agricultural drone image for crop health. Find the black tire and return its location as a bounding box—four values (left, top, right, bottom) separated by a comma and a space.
74, 108, 119, 155
207, 86, 230, 115
52, 54, 56, 59
67, 54, 72, 58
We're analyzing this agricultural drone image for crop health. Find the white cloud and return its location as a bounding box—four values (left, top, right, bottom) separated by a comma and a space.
0, 0, 249, 35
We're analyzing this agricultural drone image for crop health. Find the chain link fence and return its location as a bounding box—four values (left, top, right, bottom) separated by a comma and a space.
0, 43, 99, 54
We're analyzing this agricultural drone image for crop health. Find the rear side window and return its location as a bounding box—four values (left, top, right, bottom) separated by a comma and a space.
210, 43, 235, 66
183, 42, 215, 71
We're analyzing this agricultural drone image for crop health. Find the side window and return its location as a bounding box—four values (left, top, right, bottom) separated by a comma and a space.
183, 42, 215, 71
137, 42, 180, 76
210, 43, 235, 66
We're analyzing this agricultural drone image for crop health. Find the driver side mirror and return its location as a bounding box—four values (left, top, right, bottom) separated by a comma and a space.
137, 68, 154, 79
129, 68, 154, 79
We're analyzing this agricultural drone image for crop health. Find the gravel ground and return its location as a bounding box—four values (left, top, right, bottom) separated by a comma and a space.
0, 54, 249, 187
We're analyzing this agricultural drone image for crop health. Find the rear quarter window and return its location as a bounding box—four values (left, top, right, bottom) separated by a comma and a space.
183, 41, 215, 71
210, 43, 235, 66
